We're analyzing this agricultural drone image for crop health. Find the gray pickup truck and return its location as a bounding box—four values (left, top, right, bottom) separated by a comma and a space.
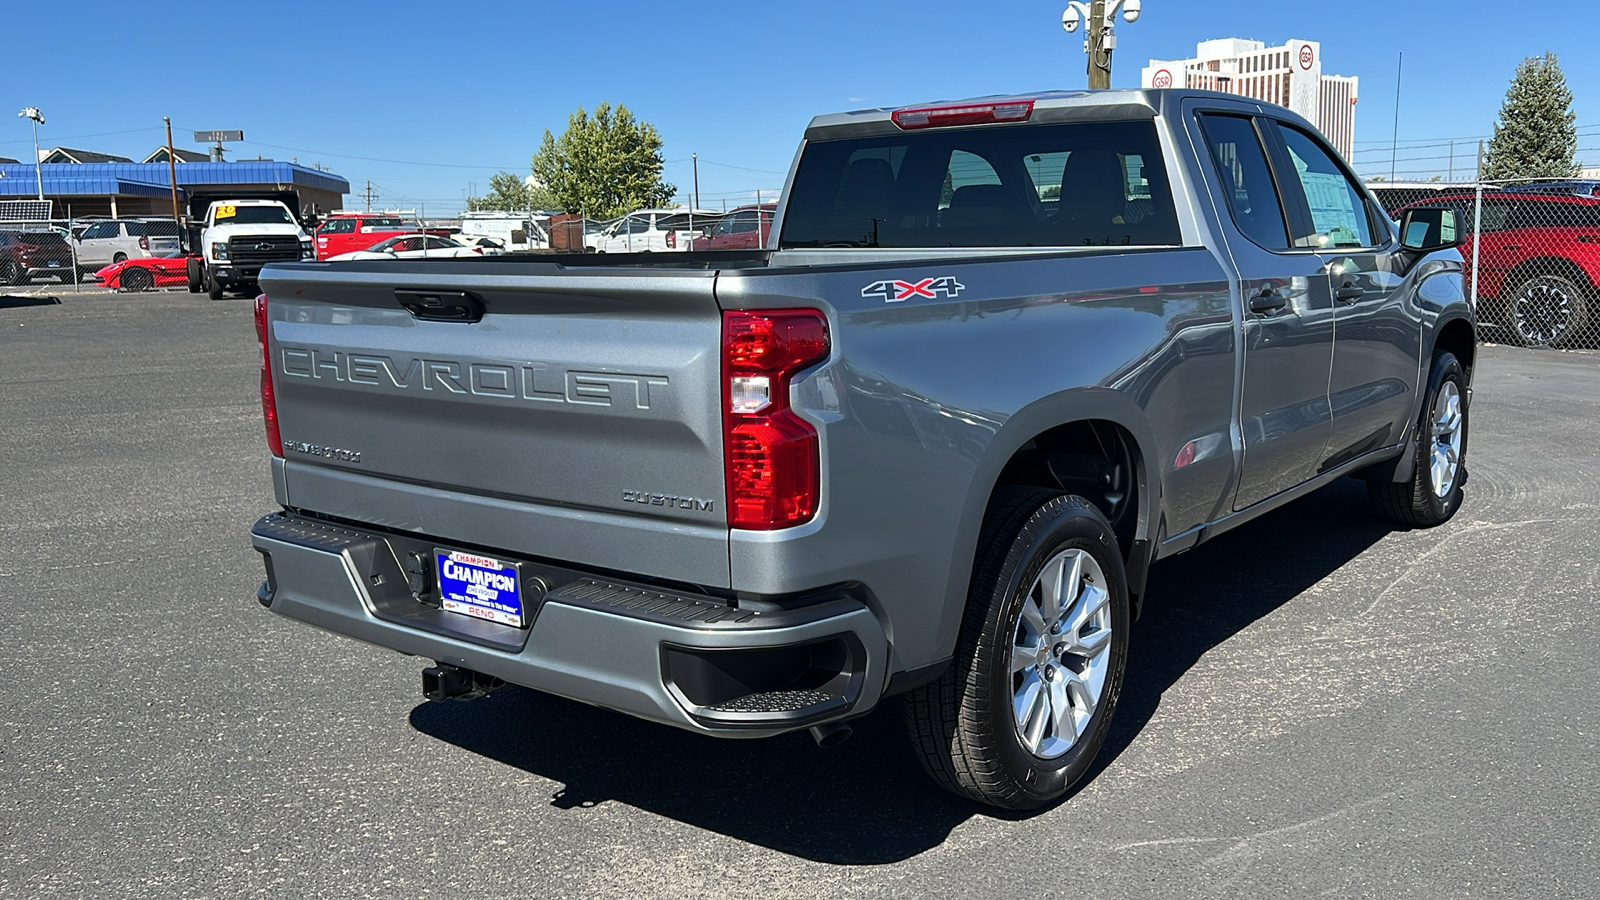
250, 89, 1474, 809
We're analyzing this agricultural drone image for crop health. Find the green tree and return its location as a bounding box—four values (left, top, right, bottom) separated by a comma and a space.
465, 172, 558, 212
531, 102, 676, 219
1484, 53, 1579, 182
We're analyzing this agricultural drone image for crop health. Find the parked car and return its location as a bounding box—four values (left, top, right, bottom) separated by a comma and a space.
94, 253, 199, 292
1395, 191, 1600, 347
587, 208, 719, 253
326, 234, 484, 261
0, 230, 75, 284
251, 89, 1475, 810
1511, 180, 1600, 198
73, 219, 182, 272
313, 213, 410, 260
695, 203, 775, 250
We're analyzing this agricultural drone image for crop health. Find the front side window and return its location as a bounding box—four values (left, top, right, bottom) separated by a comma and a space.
1274, 124, 1374, 249
780, 119, 1180, 248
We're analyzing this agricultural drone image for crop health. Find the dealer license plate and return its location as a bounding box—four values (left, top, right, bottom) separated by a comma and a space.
435, 550, 526, 628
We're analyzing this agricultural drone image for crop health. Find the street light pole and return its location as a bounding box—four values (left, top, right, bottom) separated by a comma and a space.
18, 107, 46, 201
1062, 0, 1141, 89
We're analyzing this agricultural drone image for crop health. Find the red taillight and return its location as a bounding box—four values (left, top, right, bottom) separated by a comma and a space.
138, 235, 150, 250
255, 293, 282, 457
722, 309, 829, 529
891, 99, 1035, 130
666, 231, 677, 249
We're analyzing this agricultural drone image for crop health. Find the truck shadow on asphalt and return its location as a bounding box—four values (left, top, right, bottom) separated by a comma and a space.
409, 478, 1393, 864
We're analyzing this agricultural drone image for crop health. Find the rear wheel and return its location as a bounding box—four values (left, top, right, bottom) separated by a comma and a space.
1368, 351, 1468, 527
112, 252, 128, 264
1507, 274, 1591, 348
0, 261, 20, 286
186, 258, 202, 293
119, 268, 152, 293
904, 487, 1129, 809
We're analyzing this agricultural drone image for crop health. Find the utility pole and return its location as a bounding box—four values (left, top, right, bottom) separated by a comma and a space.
1063, 0, 1139, 89
164, 117, 181, 226
692, 153, 701, 211
363, 180, 376, 212
1389, 52, 1403, 182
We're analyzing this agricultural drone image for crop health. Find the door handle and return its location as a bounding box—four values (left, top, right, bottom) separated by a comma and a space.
1249, 287, 1289, 315
1334, 281, 1364, 304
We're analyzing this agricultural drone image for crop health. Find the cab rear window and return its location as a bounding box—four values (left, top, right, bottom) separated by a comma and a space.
780, 120, 1180, 248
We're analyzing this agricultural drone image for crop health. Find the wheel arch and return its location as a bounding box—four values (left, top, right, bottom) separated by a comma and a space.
938, 389, 1161, 652
1503, 254, 1596, 296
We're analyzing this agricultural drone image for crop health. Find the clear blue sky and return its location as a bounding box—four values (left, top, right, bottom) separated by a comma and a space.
6, 1, 1597, 214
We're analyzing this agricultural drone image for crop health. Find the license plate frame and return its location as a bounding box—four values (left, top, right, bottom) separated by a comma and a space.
434, 549, 527, 628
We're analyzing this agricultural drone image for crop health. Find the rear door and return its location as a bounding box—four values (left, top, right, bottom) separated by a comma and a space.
258, 261, 731, 585
1264, 120, 1419, 465
1194, 110, 1335, 510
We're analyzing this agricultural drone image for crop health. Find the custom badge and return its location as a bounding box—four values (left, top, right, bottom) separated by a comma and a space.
861, 276, 965, 303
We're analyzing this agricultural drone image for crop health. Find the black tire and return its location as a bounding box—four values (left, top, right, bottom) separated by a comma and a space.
1506, 273, 1591, 349
0, 261, 20, 286
904, 487, 1130, 809
119, 268, 151, 293
186, 258, 202, 294
1368, 351, 1468, 527
112, 252, 127, 264
207, 271, 225, 301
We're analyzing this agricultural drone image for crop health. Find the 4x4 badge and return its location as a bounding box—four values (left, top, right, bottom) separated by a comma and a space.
862, 276, 965, 303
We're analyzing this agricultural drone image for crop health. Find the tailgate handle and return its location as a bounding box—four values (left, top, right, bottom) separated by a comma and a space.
395, 289, 485, 322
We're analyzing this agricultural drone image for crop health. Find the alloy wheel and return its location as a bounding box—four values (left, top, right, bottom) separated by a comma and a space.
1010, 547, 1113, 759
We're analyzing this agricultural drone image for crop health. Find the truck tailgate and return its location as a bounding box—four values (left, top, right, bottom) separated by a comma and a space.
258, 261, 729, 587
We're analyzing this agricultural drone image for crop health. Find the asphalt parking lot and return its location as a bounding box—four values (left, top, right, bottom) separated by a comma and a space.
2, 290, 1596, 899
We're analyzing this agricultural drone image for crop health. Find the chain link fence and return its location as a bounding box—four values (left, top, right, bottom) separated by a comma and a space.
0, 212, 192, 294
1379, 177, 1600, 350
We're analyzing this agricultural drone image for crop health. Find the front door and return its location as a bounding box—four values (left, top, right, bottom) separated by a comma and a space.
1196, 112, 1335, 511
1266, 120, 1421, 468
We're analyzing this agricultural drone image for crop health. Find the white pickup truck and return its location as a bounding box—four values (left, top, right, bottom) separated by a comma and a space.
197, 199, 313, 300
586, 208, 720, 253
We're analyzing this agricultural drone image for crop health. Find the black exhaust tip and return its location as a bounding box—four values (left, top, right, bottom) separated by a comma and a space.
809, 721, 853, 748
422, 663, 504, 702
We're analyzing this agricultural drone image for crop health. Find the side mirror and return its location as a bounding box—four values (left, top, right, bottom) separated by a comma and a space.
1397, 206, 1464, 253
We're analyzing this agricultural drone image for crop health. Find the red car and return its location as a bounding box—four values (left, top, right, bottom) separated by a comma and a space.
1395, 192, 1600, 347
313, 213, 411, 260
695, 203, 775, 250
95, 254, 199, 292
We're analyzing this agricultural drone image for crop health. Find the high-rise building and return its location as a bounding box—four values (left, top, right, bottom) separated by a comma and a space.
1141, 39, 1359, 160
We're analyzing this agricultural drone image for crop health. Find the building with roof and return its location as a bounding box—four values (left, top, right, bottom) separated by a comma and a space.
142, 147, 210, 164
1141, 38, 1359, 160
39, 147, 135, 164
0, 156, 349, 221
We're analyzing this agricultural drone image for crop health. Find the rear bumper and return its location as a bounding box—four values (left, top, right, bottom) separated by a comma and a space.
251, 512, 889, 737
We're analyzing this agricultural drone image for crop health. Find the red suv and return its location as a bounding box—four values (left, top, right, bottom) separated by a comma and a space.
695, 204, 775, 250
313, 213, 411, 261
0, 230, 76, 285
1395, 192, 1600, 347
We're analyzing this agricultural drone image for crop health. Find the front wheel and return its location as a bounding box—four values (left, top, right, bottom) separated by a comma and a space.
206, 271, 225, 301
1368, 351, 1468, 527
119, 268, 152, 292
904, 487, 1130, 809
1507, 274, 1591, 348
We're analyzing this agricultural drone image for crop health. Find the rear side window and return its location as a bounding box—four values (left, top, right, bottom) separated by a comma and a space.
19, 232, 66, 246
1198, 114, 1289, 251
320, 219, 356, 234
780, 120, 1181, 248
